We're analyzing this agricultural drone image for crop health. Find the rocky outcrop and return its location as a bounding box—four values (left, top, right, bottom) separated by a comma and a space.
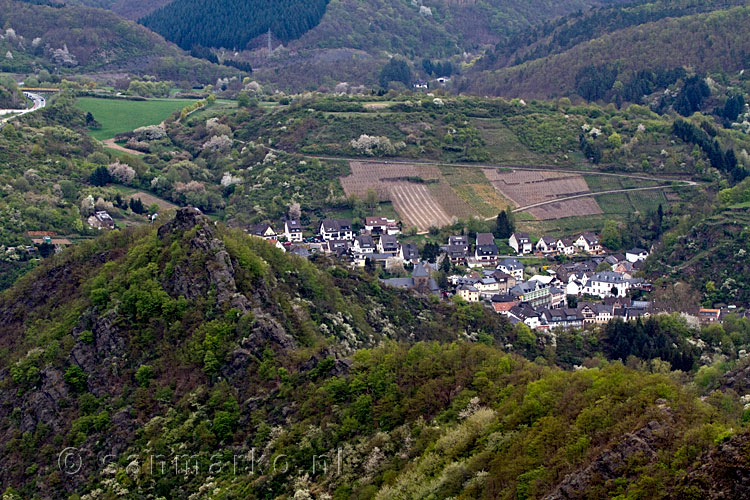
719, 362, 750, 395
158, 207, 251, 312
68, 309, 127, 398
674, 432, 750, 499
545, 416, 673, 499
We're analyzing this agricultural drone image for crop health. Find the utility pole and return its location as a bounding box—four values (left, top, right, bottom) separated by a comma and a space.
267, 28, 272, 55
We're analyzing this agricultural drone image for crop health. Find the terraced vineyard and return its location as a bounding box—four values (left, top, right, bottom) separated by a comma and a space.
483, 168, 602, 219
340, 162, 471, 230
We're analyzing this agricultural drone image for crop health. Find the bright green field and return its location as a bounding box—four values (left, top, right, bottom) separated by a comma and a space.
75, 97, 188, 140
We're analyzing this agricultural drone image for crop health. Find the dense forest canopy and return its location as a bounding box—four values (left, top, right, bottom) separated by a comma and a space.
140, 0, 330, 50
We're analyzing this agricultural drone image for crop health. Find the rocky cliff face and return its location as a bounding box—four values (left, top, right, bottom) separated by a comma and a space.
675, 431, 750, 499
546, 407, 675, 499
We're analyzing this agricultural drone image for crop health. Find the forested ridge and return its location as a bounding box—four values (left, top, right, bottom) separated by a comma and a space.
462, 6, 750, 99
141, 0, 330, 50
1, 207, 749, 499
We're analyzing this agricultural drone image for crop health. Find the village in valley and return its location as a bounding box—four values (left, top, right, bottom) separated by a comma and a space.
237, 212, 726, 332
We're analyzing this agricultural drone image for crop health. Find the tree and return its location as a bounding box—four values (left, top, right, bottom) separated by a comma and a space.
379, 58, 412, 88
601, 219, 622, 250
440, 255, 451, 273
421, 242, 440, 263
364, 188, 378, 214
129, 197, 146, 214
494, 210, 513, 239
89, 166, 112, 186
237, 91, 251, 108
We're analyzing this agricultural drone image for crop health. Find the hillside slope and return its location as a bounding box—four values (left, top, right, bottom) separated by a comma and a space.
132, 0, 632, 54
461, 6, 750, 99
0, 0, 237, 82
0, 208, 747, 498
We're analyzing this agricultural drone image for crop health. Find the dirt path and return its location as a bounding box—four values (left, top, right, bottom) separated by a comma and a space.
102, 138, 145, 156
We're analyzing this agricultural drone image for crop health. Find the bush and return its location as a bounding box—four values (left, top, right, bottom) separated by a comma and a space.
64, 365, 89, 393
135, 365, 156, 387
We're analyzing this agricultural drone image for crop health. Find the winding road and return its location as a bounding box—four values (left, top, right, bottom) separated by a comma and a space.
0, 91, 46, 126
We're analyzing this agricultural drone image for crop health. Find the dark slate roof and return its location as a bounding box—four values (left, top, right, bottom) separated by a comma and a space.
498, 258, 524, 270
321, 219, 352, 232
412, 262, 430, 277
476, 232, 495, 246
286, 219, 302, 230
401, 243, 419, 260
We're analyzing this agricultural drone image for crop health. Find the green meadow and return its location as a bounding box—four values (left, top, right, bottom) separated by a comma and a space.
75, 97, 188, 140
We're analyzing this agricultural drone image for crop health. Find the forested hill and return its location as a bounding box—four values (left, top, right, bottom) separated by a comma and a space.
141, 0, 330, 50
461, 5, 750, 99
0, 0, 241, 82
0, 208, 748, 498
477, 0, 749, 71
136, 0, 630, 53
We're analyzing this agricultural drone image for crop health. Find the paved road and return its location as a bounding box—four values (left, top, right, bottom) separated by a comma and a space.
0, 91, 46, 126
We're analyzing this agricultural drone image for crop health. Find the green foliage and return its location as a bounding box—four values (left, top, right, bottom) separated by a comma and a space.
601, 219, 622, 250
379, 58, 412, 88
89, 166, 112, 187
64, 365, 89, 393
141, 0, 329, 49
135, 364, 156, 387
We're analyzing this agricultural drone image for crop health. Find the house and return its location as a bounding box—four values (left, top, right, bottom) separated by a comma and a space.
583, 271, 631, 298
413, 79, 428, 89
575, 233, 603, 255
490, 294, 517, 314
325, 239, 351, 257
88, 211, 115, 230
699, 308, 722, 323
284, 220, 303, 242
536, 236, 558, 255
489, 270, 517, 293
578, 302, 614, 325
399, 243, 419, 264
475, 277, 500, 298
457, 284, 480, 302
378, 234, 399, 255
540, 308, 584, 330
556, 237, 576, 256
549, 286, 566, 309
449, 235, 469, 249
626, 248, 649, 263
249, 223, 277, 240
288, 245, 311, 259
497, 258, 524, 281
510, 281, 551, 309
365, 217, 400, 235
445, 236, 470, 264
352, 235, 376, 254
381, 262, 439, 295
509, 232, 532, 254
475, 233, 499, 264
508, 305, 542, 329
319, 219, 354, 241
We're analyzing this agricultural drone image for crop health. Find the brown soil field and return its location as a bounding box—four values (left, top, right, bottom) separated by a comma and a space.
126, 192, 178, 212
341, 162, 470, 230
483, 168, 602, 219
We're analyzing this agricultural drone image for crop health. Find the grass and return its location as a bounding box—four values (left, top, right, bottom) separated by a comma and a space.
472, 118, 547, 165
326, 202, 401, 223
437, 165, 511, 218
519, 214, 610, 237
76, 97, 189, 140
